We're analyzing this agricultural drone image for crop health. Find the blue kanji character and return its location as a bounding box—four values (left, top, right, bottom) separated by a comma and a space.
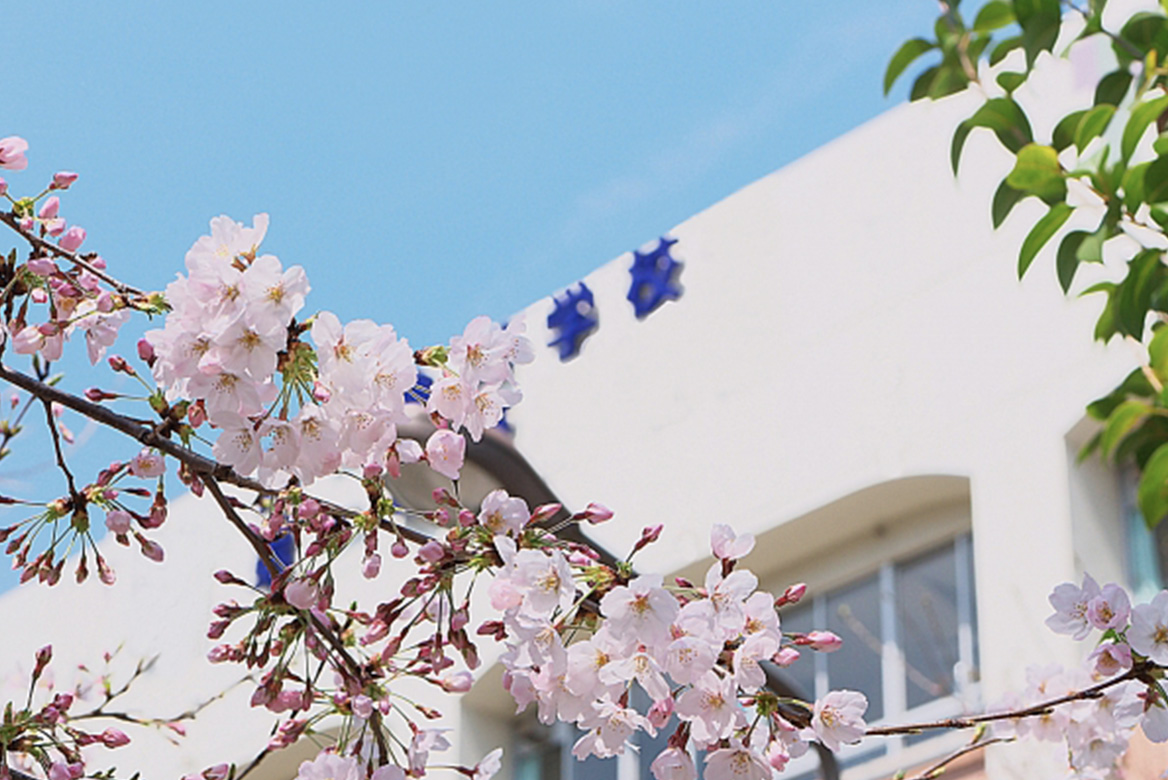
547, 282, 598, 361
628, 236, 683, 319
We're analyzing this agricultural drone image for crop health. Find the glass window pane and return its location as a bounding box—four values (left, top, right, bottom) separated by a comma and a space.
826, 575, 883, 722
896, 543, 960, 710
778, 602, 817, 702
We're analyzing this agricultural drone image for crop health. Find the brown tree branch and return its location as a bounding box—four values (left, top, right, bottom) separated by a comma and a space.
866, 665, 1143, 736
0, 212, 143, 297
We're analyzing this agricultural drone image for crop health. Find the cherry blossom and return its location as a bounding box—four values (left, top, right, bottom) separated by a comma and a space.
810, 690, 868, 751
1046, 573, 1102, 640
1130, 590, 1168, 665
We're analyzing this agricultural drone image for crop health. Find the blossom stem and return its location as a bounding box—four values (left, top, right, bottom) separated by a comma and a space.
865, 665, 1145, 736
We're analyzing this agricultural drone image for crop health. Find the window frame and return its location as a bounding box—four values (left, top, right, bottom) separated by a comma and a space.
782, 533, 980, 778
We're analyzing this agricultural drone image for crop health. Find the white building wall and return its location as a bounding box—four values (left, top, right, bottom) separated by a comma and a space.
0, 50, 1155, 780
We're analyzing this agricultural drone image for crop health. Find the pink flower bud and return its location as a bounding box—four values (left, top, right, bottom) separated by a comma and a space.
647, 696, 674, 730
439, 670, 473, 692
38, 196, 60, 220
207, 645, 234, 664
458, 508, 476, 526
137, 536, 164, 562
214, 570, 239, 584
285, 578, 319, 610
0, 178, 7, 196
776, 582, 807, 607
34, 644, 52, 673
418, 540, 445, 563
352, 694, 374, 718
137, 338, 155, 363
582, 502, 614, 524
801, 630, 842, 652
51, 172, 78, 190
59, 226, 86, 253
100, 728, 131, 748
391, 539, 409, 558
772, 647, 800, 667
105, 510, 132, 535
362, 553, 381, 580
362, 463, 383, 480
27, 257, 55, 275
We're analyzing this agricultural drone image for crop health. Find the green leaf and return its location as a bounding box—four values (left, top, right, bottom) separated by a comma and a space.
1095, 69, 1133, 107
1056, 230, 1088, 293
1075, 104, 1116, 153
990, 35, 1023, 66
1053, 109, 1087, 153
1150, 326, 1168, 382
1120, 12, 1168, 62
951, 122, 972, 174
992, 178, 1026, 228
1077, 224, 1109, 263
1122, 95, 1168, 161
1018, 202, 1073, 278
910, 65, 940, 101
1145, 155, 1168, 204
1139, 442, 1168, 527
1006, 143, 1066, 202
952, 97, 1033, 172
974, 0, 1015, 32
996, 71, 1026, 93
1155, 132, 1168, 156
1125, 161, 1152, 212
885, 38, 936, 95
1083, 281, 1119, 341
1116, 248, 1165, 337
1101, 399, 1153, 457
1014, 0, 1061, 68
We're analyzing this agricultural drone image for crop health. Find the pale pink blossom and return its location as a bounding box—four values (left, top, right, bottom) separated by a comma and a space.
676, 672, 743, 747
711, 523, 755, 560
1087, 583, 1131, 632
295, 752, 361, 780
478, 489, 529, 535
704, 740, 770, 780
0, 136, 29, 170
425, 429, 465, 480
1130, 590, 1168, 665
473, 748, 503, 780
651, 747, 697, 780
1089, 642, 1133, 676
1046, 574, 1102, 640
811, 690, 868, 751
129, 449, 166, 478
600, 573, 679, 646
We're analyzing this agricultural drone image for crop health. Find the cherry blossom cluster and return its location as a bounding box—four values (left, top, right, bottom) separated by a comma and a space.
489, 521, 867, 780
0, 644, 200, 780
986, 575, 1168, 778
143, 214, 532, 487
0, 139, 135, 366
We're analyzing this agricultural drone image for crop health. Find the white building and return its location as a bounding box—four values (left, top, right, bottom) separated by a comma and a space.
2, 52, 1167, 780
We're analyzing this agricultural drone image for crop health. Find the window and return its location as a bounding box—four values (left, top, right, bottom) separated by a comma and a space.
780, 534, 979, 776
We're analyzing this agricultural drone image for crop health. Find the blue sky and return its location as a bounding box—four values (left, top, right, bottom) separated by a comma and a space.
0, 1, 942, 588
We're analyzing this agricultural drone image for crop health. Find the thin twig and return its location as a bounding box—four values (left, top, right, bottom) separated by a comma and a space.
40, 399, 77, 501
204, 476, 280, 580
0, 362, 435, 546
902, 735, 1013, 780
0, 212, 143, 297
866, 665, 1142, 736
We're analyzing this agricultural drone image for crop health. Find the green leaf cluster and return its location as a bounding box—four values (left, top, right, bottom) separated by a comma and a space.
891, 0, 1168, 529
